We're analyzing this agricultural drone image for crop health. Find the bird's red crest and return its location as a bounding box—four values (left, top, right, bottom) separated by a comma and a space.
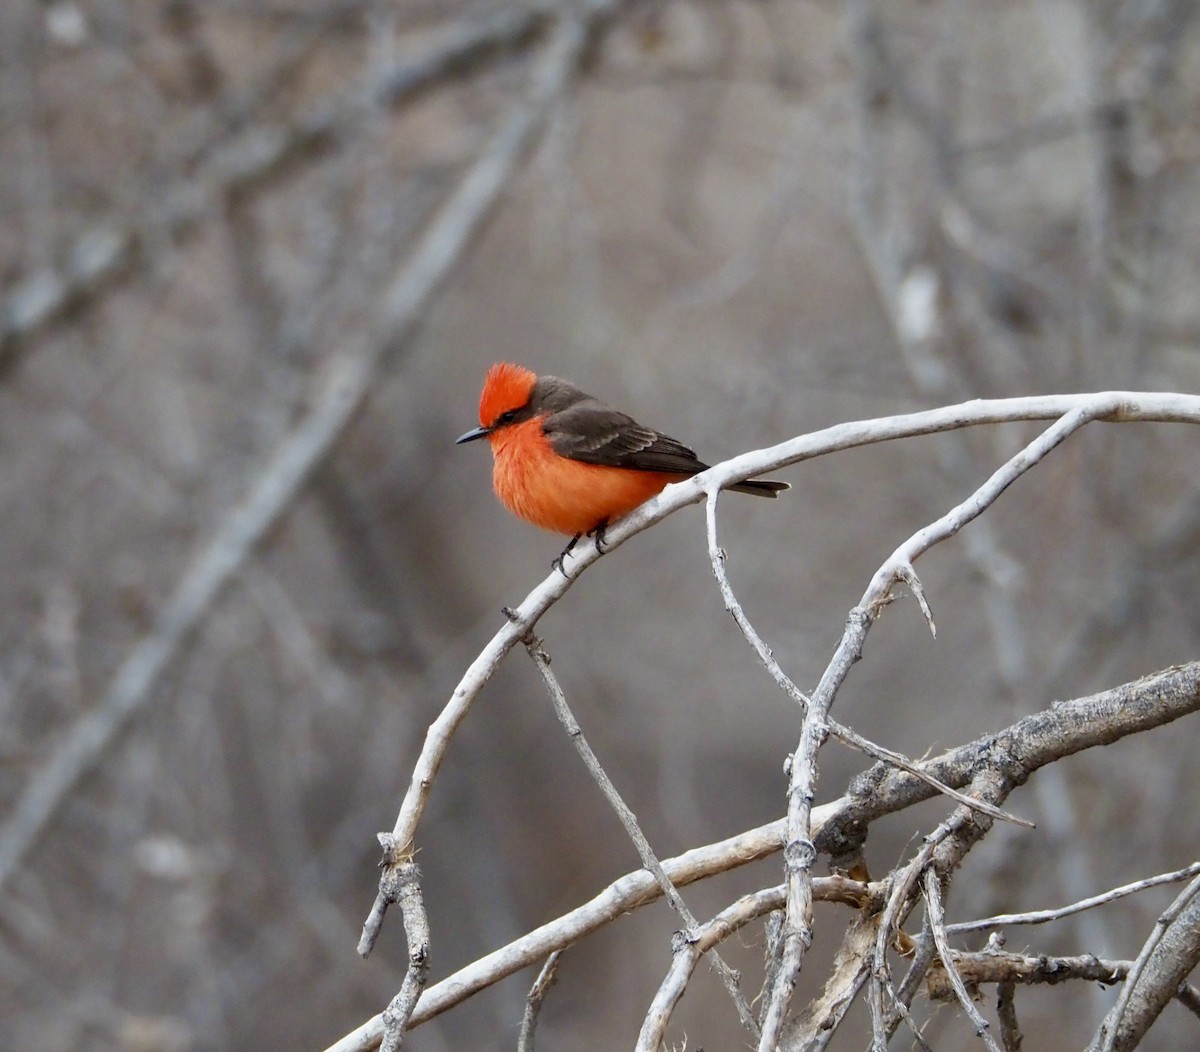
479, 362, 537, 427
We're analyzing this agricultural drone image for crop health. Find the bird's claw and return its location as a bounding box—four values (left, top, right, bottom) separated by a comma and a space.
552, 533, 582, 577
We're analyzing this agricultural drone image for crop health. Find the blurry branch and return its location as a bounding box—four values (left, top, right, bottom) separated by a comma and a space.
329, 662, 1200, 1051
0, 4, 554, 360
0, 3, 605, 900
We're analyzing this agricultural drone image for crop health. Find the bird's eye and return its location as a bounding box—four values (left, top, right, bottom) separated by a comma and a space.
496, 409, 518, 425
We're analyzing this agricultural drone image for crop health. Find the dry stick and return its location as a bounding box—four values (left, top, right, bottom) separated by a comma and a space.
0, 2, 597, 906
755, 403, 1117, 1049
702, 487, 1030, 829
636, 886, 787, 1052
325, 665, 1200, 1052
378, 862, 430, 1052
926, 952, 1125, 998
1090, 873, 1200, 1052
517, 951, 562, 1052
925, 868, 1005, 1052
996, 981, 1021, 1052
525, 638, 759, 1037
946, 860, 1200, 936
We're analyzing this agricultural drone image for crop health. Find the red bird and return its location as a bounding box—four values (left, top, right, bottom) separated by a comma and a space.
457, 363, 788, 566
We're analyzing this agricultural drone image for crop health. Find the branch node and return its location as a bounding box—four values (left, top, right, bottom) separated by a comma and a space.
896, 563, 936, 636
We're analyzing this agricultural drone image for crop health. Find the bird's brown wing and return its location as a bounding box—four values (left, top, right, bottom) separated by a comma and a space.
542, 401, 709, 474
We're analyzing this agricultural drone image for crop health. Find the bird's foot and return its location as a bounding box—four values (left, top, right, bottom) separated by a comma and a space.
587, 520, 609, 553
552, 534, 582, 577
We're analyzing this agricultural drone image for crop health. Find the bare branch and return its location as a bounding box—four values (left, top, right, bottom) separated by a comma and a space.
759, 405, 1108, 1045
926, 951, 1125, 997
777, 906, 880, 1049
946, 861, 1200, 936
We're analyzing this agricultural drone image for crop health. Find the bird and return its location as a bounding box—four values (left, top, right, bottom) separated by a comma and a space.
456, 362, 788, 569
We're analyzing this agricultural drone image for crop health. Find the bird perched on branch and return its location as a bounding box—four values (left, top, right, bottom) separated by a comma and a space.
456, 362, 788, 570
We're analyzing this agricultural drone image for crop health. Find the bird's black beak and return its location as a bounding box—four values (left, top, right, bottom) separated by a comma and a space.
455, 425, 491, 445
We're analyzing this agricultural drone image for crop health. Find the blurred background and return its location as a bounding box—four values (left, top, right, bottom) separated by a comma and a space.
2, 0, 1199, 1049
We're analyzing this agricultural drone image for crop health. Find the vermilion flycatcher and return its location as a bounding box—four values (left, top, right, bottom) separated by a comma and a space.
456, 363, 788, 566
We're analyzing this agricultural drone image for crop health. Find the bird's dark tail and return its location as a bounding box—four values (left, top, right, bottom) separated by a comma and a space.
729, 478, 789, 498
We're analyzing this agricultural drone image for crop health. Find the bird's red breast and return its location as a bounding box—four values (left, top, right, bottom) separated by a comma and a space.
487, 417, 679, 535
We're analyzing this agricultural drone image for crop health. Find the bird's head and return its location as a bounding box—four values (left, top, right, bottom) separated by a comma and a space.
456, 362, 538, 445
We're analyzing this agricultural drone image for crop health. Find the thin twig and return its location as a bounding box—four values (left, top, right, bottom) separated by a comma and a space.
517, 951, 562, 1052
525, 637, 759, 1038
924, 867, 1004, 1052
874, 819, 959, 1041
946, 861, 1200, 935
882, 921, 936, 1049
